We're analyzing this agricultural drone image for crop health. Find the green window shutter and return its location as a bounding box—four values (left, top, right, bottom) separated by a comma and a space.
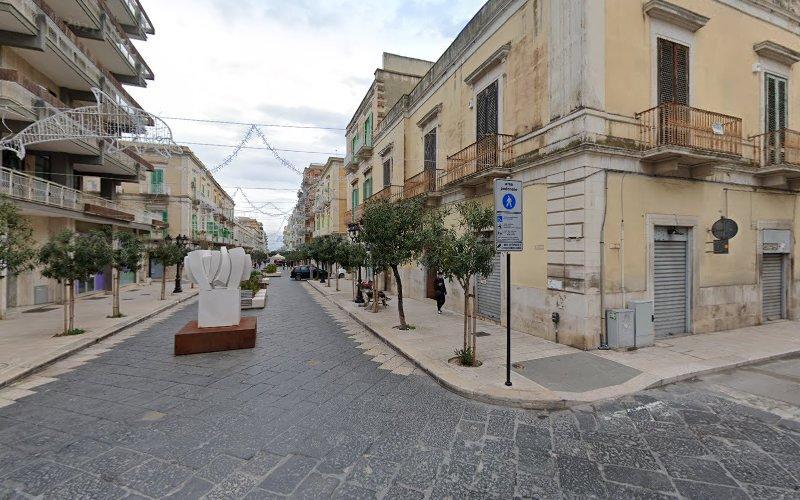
365, 114, 373, 146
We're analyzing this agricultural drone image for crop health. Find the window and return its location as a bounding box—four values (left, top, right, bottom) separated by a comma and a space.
192, 213, 198, 235
34, 155, 51, 181
352, 133, 358, 153
151, 169, 164, 193
364, 113, 373, 146
382, 158, 392, 188
363, 176, 373, 200
2, 151, 21, 172
765, 73, 788, 133
161, 210, 168, 237
657, 38, 689, 105
476, 80, 499, 138
351, 183, 360, 207
424, 129, 437, 171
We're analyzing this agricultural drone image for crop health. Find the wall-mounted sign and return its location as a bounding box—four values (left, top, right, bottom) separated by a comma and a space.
712, 217, 738, 240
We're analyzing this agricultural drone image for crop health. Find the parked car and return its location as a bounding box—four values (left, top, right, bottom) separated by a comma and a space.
290, 265, 318, 280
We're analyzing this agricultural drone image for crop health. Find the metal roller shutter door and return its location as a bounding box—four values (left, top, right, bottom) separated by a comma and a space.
477, 252, 501, 321
762, 254, 785, 321
654, 240, 688, 336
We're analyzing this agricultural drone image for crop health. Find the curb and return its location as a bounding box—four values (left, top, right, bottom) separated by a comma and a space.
304, 282, 569, 410
304, 281, 800, 410
0, 291, 198, 390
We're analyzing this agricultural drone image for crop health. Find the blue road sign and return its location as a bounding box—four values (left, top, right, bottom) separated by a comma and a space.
503, 193, 516, 210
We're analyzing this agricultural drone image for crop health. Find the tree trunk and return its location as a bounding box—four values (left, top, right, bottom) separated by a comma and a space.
392, 265, 406, 328
68, 280, 75, 332
336, 263, 340, 291
351, 270, 355, 300
462, 278, 470, 351
112, 267, 120, 317
63, 282, 69, 335
471, 292, 477, 366
373, 271, 380, 313
160, 268, 166, 301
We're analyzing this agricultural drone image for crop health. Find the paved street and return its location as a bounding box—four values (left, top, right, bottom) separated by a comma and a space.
1, 276, 800, 499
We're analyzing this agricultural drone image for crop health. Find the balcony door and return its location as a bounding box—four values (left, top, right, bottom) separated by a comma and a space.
657, 38, 690, 147
765, 74, 788, 165
424, 128, 437, 172
476, 80, 499, 168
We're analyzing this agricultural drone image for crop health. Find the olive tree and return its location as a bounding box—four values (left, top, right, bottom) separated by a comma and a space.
0, 199, 36, 319
38, 230, 112, 335
359, 198, 426, 329
109, 231, 144, 318
422, 201, 495, 365
150, 239, 185, 301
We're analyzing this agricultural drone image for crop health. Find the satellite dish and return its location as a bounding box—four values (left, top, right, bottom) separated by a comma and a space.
712, 217, 738, 240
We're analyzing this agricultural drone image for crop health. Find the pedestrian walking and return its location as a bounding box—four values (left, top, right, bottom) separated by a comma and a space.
434, 272, 447, 314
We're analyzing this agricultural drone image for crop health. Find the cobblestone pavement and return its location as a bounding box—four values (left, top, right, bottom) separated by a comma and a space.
1, 276, 800, 499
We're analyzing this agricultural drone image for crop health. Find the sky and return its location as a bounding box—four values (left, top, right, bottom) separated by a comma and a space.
128, 0, 486, 250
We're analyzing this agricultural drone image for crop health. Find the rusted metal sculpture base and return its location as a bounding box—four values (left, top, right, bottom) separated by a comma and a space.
175, 316, 257, 356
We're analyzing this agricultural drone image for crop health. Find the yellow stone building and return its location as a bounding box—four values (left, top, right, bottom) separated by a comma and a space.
312, 157, 347, 237
343, 0, 800, 350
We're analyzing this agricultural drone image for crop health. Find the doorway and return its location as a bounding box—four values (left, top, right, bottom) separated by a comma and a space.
653, 226, 690, 337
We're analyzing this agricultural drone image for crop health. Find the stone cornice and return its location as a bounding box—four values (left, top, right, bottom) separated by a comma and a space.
754, 40, 800, 65
416, 103, 442, 129
464, 43, 511, 85
643, 0, 710, 31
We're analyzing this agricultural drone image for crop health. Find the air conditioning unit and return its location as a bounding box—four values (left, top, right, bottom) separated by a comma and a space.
605, 309, 635, 349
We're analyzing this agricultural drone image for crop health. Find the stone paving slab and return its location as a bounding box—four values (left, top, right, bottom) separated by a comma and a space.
306, 277, 800, 409
0, 274, 799, 498
0, 281, 198, 390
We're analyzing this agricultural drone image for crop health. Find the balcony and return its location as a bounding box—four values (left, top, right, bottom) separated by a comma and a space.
0, 0, 143, 111
105, 0, 153, 41
751, 129, 800, 188
367, 185, 403, 204
344, 204, 365, 224
355, 135, 373, 161
0, 165, 152, 226
403, 169, 442, 200
142, 183, 170, 196
636, 103, 743, 170
440, 134, 515, 190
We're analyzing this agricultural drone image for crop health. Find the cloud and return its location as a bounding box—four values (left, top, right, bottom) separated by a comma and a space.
132, 0, 485, 248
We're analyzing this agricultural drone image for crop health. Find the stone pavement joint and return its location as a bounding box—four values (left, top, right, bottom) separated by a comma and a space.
306, 277, 800, 409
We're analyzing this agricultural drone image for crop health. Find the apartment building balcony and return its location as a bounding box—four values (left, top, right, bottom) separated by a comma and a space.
141, 183, 169, 196
403, 169, 442, 201
439, 134, 514, 190
751, 129, 800, 189
367, 184, 403, 204
48, 0, 153, 87
344, 151, 358, 173
636, 103, 743, 171
355, 136, 373, 161
344, 204, 365, 224
0, 165, 152, 227
105, 0, 153, 41
0, 0, 142, 110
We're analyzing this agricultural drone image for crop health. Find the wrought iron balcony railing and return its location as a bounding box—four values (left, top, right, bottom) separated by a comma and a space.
751, 129, 800, 169
367, 185, 403, 204
440, 134, 515, 189
0, 165, 150, 224
636, 103, 742, 157
403, 169, 442, 199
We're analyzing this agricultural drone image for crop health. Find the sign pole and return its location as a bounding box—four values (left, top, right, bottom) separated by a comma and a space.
505, 251, 512, 387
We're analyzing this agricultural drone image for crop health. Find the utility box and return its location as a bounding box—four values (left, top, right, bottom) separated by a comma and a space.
629, 300, 655, 348
606, 309, 635, 349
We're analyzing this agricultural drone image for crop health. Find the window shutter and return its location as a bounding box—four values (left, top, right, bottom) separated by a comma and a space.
674, 43, 689, 106
383, 159, 392, 188
657, 38, 674, 105
778, 78, 787, 131
477, 81, 499, 138
424, 129, 437, 170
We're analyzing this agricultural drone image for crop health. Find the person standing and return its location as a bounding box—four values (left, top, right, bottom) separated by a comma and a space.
434, 272, 447, 314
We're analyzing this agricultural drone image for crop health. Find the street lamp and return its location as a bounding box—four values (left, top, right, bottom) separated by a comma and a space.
173, 234, 189, 293
347, 223, 365, 304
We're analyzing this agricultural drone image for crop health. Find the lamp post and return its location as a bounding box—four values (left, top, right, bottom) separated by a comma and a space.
173, 234, 189, 294
347, 223, 364, 304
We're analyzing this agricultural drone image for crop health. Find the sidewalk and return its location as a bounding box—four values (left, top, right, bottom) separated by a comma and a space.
306, 277, 800, 409
0, 281, 197, 389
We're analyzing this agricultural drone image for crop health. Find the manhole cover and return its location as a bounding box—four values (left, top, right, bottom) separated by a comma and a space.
23, 307, 58, 313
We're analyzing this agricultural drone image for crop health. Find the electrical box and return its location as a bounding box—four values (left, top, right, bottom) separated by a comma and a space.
606, 309, 635, 349
629, 300, 655, 348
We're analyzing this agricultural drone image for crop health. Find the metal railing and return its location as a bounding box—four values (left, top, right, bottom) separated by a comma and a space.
403, 169, 442, 199
0, 165, 150, 223
636, 103, 742, 156
440, 134, 515, 189
143, 183, 170, 195
367, 185, 403, 204
751, 129, 800, 168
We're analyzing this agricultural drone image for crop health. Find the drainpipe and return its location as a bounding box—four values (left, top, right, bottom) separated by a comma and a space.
599, 171, 609, 350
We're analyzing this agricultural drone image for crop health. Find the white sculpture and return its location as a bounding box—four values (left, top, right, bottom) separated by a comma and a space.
184, 247, 253, 328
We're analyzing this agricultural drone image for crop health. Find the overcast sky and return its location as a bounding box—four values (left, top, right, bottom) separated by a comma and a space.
128, 0, 485, 249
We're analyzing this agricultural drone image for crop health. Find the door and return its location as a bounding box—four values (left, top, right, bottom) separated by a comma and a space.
151, 169, 164, 194
476, 252, 501, 321
654, 227, 690, 337
476, 80, 499, 169
765, 74, 788, 165
762, 253, 785, 321
657, 38, 690, 147
426, 268, 436, 300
